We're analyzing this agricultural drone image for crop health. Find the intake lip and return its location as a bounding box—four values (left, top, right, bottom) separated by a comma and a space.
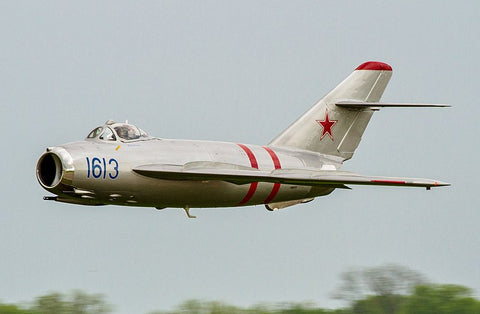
36, 147, 74, 190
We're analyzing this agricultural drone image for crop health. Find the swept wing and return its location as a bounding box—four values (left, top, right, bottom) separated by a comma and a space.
133, 161, 449, 189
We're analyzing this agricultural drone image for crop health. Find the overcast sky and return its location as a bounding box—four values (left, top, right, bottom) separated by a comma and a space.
1, 1, 479, 313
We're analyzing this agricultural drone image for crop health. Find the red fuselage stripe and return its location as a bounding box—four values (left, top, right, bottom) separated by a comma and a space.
264, 183, 281, 204
237, 144, 259, 205
237, 182, 259, 206
237, 144, 259, 169
263, 146, 282, 204
263, 146, 281, 169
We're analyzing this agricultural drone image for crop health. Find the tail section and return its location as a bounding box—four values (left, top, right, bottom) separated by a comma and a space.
269, 61, 393, 160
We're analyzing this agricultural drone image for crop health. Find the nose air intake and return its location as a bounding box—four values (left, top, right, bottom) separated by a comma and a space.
37, 152, 63, 188
36, 147, 75, 191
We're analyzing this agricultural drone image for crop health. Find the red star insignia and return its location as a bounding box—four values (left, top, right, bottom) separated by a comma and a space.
316, 109, 338, 141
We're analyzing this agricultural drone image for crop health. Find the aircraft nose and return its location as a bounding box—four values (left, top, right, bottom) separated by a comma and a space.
36, 147, 75, 190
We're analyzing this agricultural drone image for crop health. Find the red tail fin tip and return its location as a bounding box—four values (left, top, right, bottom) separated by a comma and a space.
356, 61, 392, 71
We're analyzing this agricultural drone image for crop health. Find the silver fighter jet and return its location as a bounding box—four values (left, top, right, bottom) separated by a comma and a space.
36, 61, 450, 218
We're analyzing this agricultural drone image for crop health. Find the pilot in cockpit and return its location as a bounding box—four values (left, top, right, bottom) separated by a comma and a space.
114, 125, 141, 140
86, 121, 150, 142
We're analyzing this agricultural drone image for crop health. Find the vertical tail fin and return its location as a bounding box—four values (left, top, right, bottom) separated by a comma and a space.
269, 61, 393, 160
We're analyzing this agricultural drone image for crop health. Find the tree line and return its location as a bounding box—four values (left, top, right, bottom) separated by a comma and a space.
2, 265, 479, 314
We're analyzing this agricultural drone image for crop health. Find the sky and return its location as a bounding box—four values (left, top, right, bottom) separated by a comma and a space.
1, 1, 479, 313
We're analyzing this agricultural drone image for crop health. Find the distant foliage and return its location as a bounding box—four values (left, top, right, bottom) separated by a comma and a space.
331, 264, 428, 304
32, 290, 111, 314
148, 285, 480, 314
2, 266, 480, 314
400, 284, 480, 314
0, 303, 36, 314
0, 290, 111, 314
149, 300, 344, 314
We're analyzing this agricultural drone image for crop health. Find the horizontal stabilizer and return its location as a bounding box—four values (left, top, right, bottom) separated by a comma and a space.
336, 101, 450, 109
133, 162, 450, 190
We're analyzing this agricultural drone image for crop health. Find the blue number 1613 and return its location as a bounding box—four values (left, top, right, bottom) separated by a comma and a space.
86, 157, 119, 179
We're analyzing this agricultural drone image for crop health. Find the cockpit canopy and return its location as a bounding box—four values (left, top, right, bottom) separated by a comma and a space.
86, 121, 151, 142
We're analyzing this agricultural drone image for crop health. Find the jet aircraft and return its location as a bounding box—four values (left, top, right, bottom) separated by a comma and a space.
37, 61, 449, 218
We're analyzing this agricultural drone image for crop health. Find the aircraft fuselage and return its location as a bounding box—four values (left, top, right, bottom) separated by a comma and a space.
38, 138, 340, 208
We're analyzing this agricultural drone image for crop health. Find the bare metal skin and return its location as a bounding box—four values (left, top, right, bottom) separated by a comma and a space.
37, 61, 449, 218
